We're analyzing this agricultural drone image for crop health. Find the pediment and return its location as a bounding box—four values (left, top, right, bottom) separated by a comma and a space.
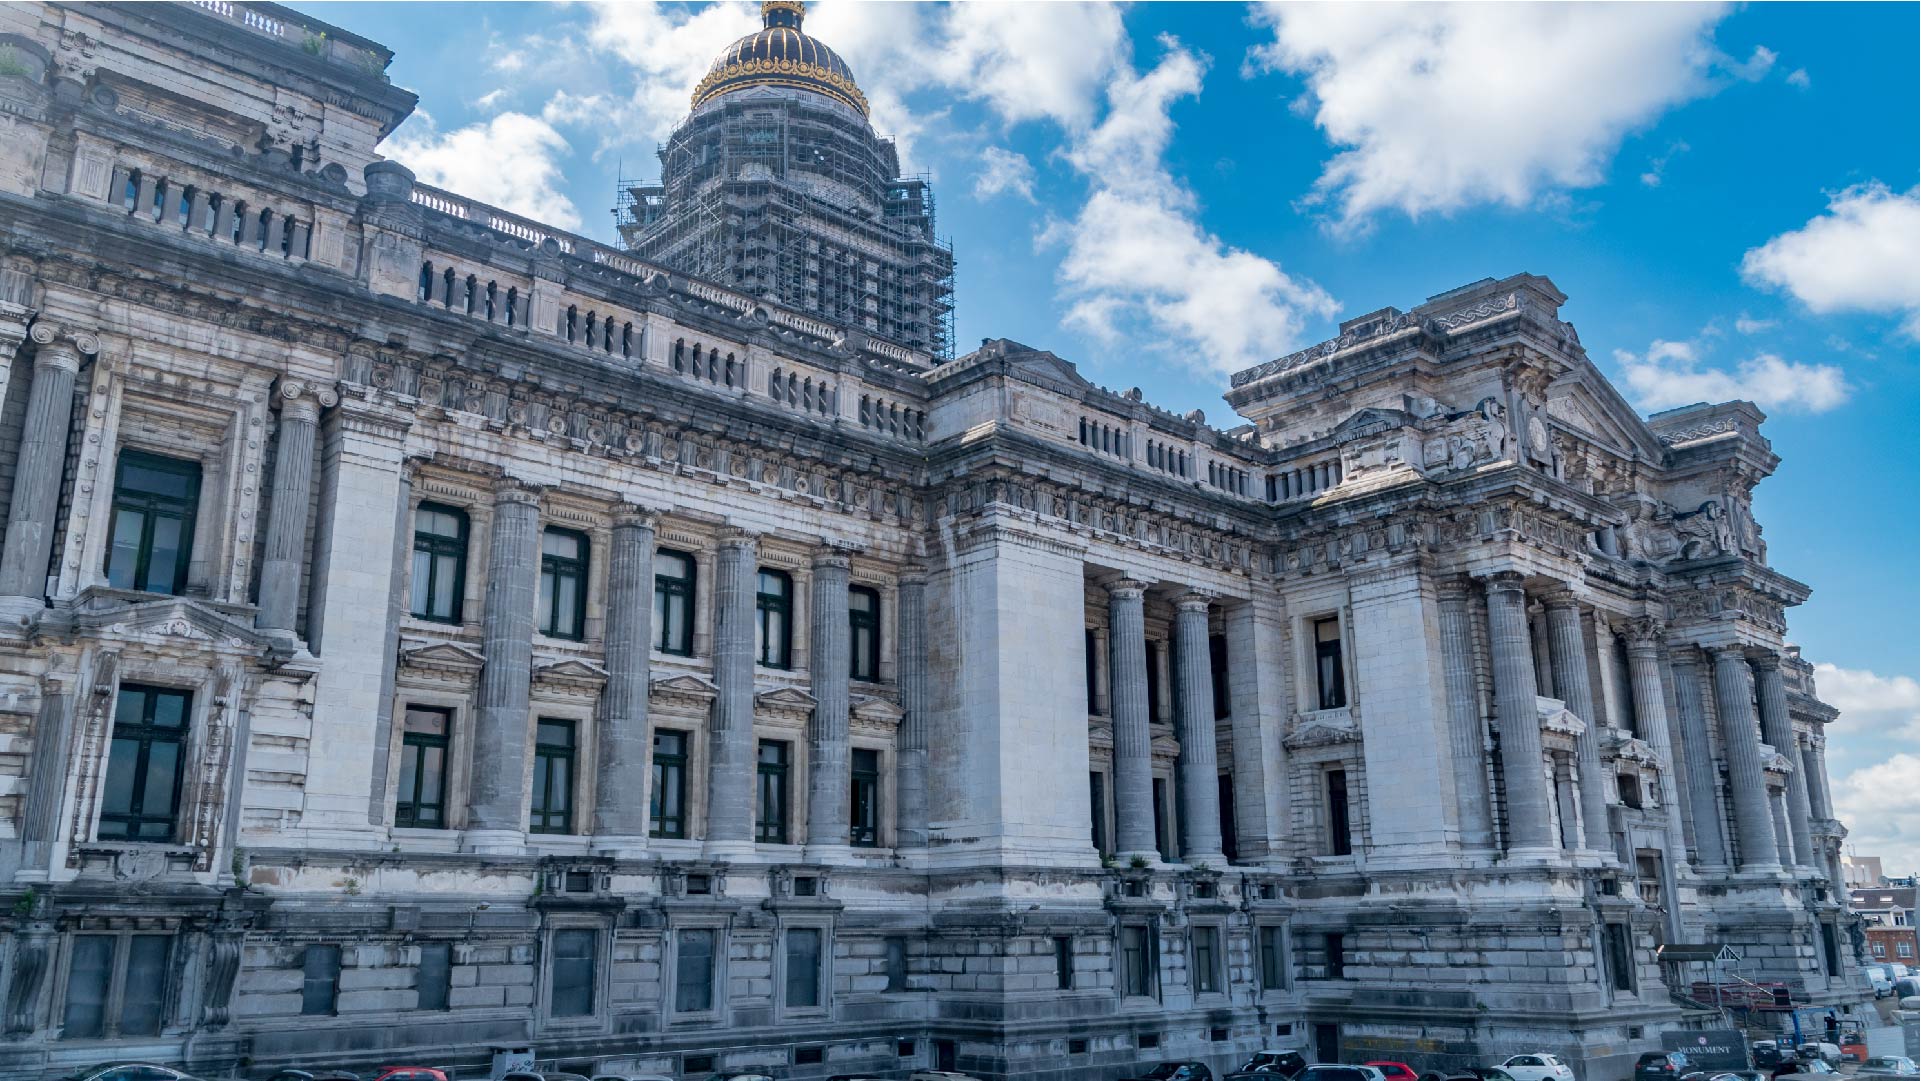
1007, 349, 1091, 395
1547, 366, 1668, 459
1610, 733, 1658, 766
81, 595, 267, 652
1536, 696, 1585, 737
850, 694, 905, 731
1330, 407, 1414, 443
397, 637, 487, 674
1759, 745, 1794, 774
755, 686, 818, 716
533, 657, 609, 687
650, 673, 718, 703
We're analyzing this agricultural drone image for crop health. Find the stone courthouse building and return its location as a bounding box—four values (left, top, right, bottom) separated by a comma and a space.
0, 2, 1870, 1079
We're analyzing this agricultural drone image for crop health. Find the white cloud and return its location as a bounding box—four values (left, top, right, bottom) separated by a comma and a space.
1814, 662, 1921, 875
1640, 140, 1690, 188
1734, 313, 1777, 335
1245, 2, 1730, 231
384, 111, 583, 230
1613, 335, 1850, 414
1727, 44, 1778, 82
1816, 663, 1921, 728
577, 0, 761, 150
1786, 68, 1811, 89
1741, 183, 1921, 327
973, 147, 1037, 202
1833, 753, 1920, 877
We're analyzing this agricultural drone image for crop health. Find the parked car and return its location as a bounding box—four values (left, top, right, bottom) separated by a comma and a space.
1126, 1065, 1214, 1081
267, 1073, 359, 1081
1797, 1045, 1843, 1068
1421, 1069, 1519, 1081
1859, 1058, 1919, 1077
1498, 1056, 1576, 1081
592, 1075, 676, 1081
1297, 1066, 1388, 1081
704, 1074, 777, 1081
62, 1068, 198, 1081
1694, 1072, 1767, 1081
1368, 1062, 1418, 1081
1238, 1052, 1308, 1078
1637, 1052, 1693, 1081
372, 1070, 447, 1081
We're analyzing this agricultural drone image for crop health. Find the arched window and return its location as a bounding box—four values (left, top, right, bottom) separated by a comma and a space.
122, 169, 141, 213
228, 201, 248, 244
257, 207, 274, 250
769, 368, 783, 400
202, 193, 222, 235
691, 343, 702, 378
176, 186, 195, 228
724, 353, 736, 387
584, 311, 597, 347
859, 396, 870, 425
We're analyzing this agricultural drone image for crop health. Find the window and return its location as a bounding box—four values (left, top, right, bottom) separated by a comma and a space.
1872, 941, 1886, 958
410, 504, 468, 623
784, 927, 822, 1009
850, 747, 880, 848
884, 937, 908, 991
1121, 925, 1157, 999
1314, 617, 1346, 709
1325, 932, 1345, 979
1258, 926, 1288, 991
675, 928, 716, 1012
1210, 633, 1230, 719
104, 450, 200, 595
1089, 772, 1110, 857
650, 730, 688, 838
654, 549, 696, 655
1152, 777, 1173, 862
1146, 642, 1163, 725
1219, 772, 1239, 863
1820, 923, 1840, 975
538, 528, 588, 640
417, 943, 452, 1011
1617, 772, 1643, 809
1085, 627, 1101, 715
755, 569, 793, 668
550, 929, 596, 1017
1326, 768, 1353, 857
60, 934, 170, 1039
1604, 923, 1634, 992
1054, 936, 1074, 990
849, 586, 881, 680
395, 706, 450, 829
1901, 942, 1915, 959
1192, 926, 1222, 994
756, 740, 791, 844
530, 720, 576, 835
302, 944, 341, 1015
98, 684, 189, 843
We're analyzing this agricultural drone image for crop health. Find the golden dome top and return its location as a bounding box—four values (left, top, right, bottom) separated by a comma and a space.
690, 0, 869, 117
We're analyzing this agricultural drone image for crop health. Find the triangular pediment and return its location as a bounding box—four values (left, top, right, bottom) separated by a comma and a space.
533, 657, 609, 684
1536, 696, 1585, 737
850, 694, 905, 726
650, 673, 718, 699
1547, 363, 1669, 459
1330, 407, 1414, 443
397, 638, 487, 672
755, 686, 819, 714
1005, 348, 1091, 395
78, 595, 267, 651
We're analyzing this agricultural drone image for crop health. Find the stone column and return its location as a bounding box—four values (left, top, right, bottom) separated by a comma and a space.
1107, 579, 1157, 861
1802, 738, 1833, 820
1752, 652, 1816, 870
704, 527, 758, 858
1671, 651, 1730, 871
1485, 573, 1555, 853
1710, 645, 1782, 873
1438, 578, 1493, 850
896, 566, 929, 848
464, 479, 542, 851
594, 506, 656, 856
1768, 787, 1796, 869
1172, 592, 1224, 866
1623, 622, 1687, 856
255, 384, 330, 636
806, 547, 853, 857
1545, 591, 1611, 855
0, 328, 90, 628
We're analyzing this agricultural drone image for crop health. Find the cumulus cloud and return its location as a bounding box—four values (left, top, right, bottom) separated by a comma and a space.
1833, 754, 1920, 877
1640, 140, 1691, 188
1786, 68, 1811, 89
1734, 313, 1777, 335
974, 147, 1037, 202
1815, 662, 1921, 876
1612, 336, 1850, 414
1245, 3, 1730, 230
384, 111, 583, 230
1741, 183, 1921, 328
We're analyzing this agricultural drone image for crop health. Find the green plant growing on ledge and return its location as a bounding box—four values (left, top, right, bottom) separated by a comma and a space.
300, 30, 326, 57
1129, 854, 1150, 870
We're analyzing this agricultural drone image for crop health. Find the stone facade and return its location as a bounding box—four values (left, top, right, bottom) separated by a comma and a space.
0, 4, 1872, 1081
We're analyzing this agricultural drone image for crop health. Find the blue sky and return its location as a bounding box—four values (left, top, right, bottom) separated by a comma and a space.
296, 1, 1920, 871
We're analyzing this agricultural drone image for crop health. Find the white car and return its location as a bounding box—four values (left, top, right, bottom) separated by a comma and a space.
1499, 1055, 1576, 1081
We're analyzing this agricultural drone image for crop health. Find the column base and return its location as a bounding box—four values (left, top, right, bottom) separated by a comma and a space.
803, 843, 855, 865
0, 595, 42, 635
1501, 845, 1574, 866
1180, 851, 1227, 870
1116, 850, 1164, 869
702, 839, 758, 862
461, 829, 527, 855
593, 836, 649, 860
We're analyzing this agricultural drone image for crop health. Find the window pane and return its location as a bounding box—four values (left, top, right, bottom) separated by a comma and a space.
432, 554, 460, 619
101, 739, 139, 818
410, 549, 432, 615
785, 928, 821, 1008
144, 515, 183, 593
417, 943, 452, 1011
140, 741, 180, 823
675, 929, 715, 1012
554, 580, 578, 638
150, 692, 186, 728
538, 569, 556, 630
550, 930, 596, 1017
415, 745, 444, 826
62, 936, 114, 1038
301, 945, 340, 1015
543, 531, 581, 559
119, 936, 171, 1036
106, 508, 143, 588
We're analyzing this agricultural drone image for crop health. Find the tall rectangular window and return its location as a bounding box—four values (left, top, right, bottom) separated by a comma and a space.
784, 927, 822, 1009
1324, 932, 1345, 979
653, 549, 696, 655
60, 935, 172, 1040
302, 944, 341, 1015
1121, 925, 1157, 998
120, 935, 169, 1036
1089, 772, 1109, 857
104, 450, 200, 595
1145, 642, 1163, 725
395, 706, 449, 829
410, 503, 468, 623
755, 569, 793, 668
850, 747, 880, 848
1152, 777, 1173, 862
675, 928, 716, 1013
756, 739, 791, 844
530, 719, 576, 835
651, 729, 688, 838
1326, 769, 1353, 857
884, 937, 908, 991
849, 586, 881, 681
98, 684, 189, 843
1055, 936, 1074, 990
550, 929, 596, 1017
1314, 617, 1347, 709
61, 936, 114, 1038
1218, 772, 1239, 864
1604, 923, 1634, 992
417, 942, 452, 1011
538, 528, 588, 640
1258, 926, 1287, 991
1192, 926, 1221, 994
1209, 633, 1230, 719
1084, 628, 1100, 715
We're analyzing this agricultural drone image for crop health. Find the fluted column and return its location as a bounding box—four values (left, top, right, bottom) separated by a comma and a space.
1768, 788, 1795, 869
1710, 645, 1782, 873
1803, 738, 1833, 820
0, 328, 90, 628
896, 566, 929, 848
704, 528, 758, 858
1545, 591, 1610, 854
1438, 578, 1493, 850
464, 479, 542, 851
594, 506, 656, 856
1107, 579, 1156, 861
1485, 574, 1555, 853
1671, 651, 1730, 871
1752, 652, 1816, 870
806, 548, 852, 857
1172, 592, 1223, 866
1623, 622, 1687, 859
256, 384, 332, 635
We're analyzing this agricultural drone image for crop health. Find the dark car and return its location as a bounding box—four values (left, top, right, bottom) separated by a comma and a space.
267, 1072, 359, 1081
63, 1067, 197, 1081
1239, 1053, 1309, 1078
1638, 1053, 1694, 1081
1127, 1065, 1215, 1081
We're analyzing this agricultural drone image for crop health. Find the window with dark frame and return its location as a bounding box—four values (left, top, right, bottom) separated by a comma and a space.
1152, 777, 1173, 862
1054, 936, 1074, 990
849, 585, 881, 681
417, 942, 452, 1011
756, 739, 791, 844
675, 928, 716, 1012
301, 944, 341, 1015
1145, 641, 1163, 725
1314, 617, 1346, 709
653, 549, 696, 655
1084, 627, 1100, 715
1218, 771, 1239, 863
395, 706, 450, 829
549, 928, 596, 1017
1326, 768, 1353, 857
755, 568, 793, 668
530, 719, 576, 835
60, 934, 171, 1040
98, 684, 190, 843
1209, 633, 1230, 719
650, 729, 688, 838
1121, 924, 1157, 999
1325, 932, 1345, 979
884, 937, 908, 991
1258, 925, 1287, 991
538, 528, 589, 640
784, 927, 822, 1009
410, 503, 468, 623
850, 747, 880, 847
104, 450, 200, 596
1192, 925, 1222, 994
1089, 771, 1109, 857
1603, 922, 1634, 992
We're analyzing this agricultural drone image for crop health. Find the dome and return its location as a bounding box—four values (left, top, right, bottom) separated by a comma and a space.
690, 1, 869, 117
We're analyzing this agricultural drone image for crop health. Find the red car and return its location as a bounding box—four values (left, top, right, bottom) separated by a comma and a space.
1368, 1063, 1419, 1081
372, 1070, 447, 1081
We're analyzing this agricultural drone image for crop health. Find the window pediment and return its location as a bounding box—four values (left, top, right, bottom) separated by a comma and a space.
755, 685, 817, 720
650, 672, 719, 710
397, 637, 487, 680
